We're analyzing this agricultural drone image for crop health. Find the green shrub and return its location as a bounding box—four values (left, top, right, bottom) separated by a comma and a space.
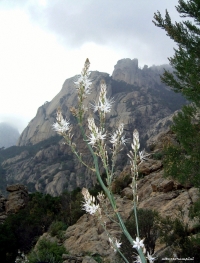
49, 221, 68, 239
28, 238, 67, 263
152, 152, 163, 160
111, 174, 132, 194
158, 215, 200, 262
92, 254, 102, 263
119, 209, 159, 262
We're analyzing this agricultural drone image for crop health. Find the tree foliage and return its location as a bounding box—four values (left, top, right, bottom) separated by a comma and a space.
153, 0, 200, 106
153, 4, 200, 259
153, 0, 200, 188
163, 105, 200, 187
158, 215, 200, 261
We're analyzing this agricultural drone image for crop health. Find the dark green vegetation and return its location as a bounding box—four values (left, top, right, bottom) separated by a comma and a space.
158, 214, 200, 262
119, 209, 159, 262
163, 105, 200, 187
153, 0, 200, 106
28, 238, 67, 263
153, 0, 200, 188
118, 208, 200, 263
0, 189, 84, 263
153, 0, 200, 261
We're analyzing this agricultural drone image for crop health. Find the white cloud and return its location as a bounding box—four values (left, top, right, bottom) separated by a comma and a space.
0, 0, 180, 133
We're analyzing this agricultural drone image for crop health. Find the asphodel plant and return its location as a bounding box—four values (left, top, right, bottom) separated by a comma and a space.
53, 59, 155, 263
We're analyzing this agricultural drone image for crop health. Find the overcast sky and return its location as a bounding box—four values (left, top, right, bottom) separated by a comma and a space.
0, 0, 180, 133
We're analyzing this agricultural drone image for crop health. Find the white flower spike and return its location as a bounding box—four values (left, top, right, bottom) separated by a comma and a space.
133, 237, 145, 250
81, 188, 100, 216
91, 80, 114, 114
139, 149, 150, 163
52, 109, 71, 135
146, 252, 156, 263
74, 58, 92, 95
87, 117, 106, 147
132, 129, 140, 151
109, 237, 122, 252
133, 255, 142, 263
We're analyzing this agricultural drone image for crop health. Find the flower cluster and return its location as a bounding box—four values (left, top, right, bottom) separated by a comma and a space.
139, 149, 150, 164
87, 117, 106, 147
73, 58, 92, 122
133, 255, 142, 263
109, 237, 122, 252
93, 81, 114, 114
127, 129, 140, 179
132, 129, 140, 152
15, 250, 29, 263
110, 123, 128, 148
52, 108, 72, 136
133, 237, 145, 250
82, 188, 100, 216
74, 58, 92, 96
147, 252, 156, 263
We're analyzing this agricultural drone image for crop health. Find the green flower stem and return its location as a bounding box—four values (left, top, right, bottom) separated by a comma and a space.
133, 150, 140, 237
98, 143, 111, 185
99, 221, 129, 263
117, 249, 129, 263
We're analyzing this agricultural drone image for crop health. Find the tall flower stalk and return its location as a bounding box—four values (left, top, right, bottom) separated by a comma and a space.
53, 59, 155, 263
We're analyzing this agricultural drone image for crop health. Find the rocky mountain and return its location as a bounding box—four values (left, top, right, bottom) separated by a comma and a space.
0, 122, 20, 148
35, 131, 199, 263
17, 58, 181, 147
1, 131, 199, 262
0, 58, 187, 196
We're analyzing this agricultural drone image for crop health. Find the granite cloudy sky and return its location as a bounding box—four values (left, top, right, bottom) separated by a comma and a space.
0, 0, 180, 132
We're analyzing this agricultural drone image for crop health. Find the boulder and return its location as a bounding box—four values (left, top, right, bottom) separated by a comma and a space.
6, 184, 29, 214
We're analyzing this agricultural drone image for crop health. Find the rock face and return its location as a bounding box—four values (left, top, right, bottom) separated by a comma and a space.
5, 184, 29, 214
0, 184, 29, 223
63, 196, 132, 263
0, 122, 20, 148
112, 58, 172, 87
1, 141, 96, 196
57, 131, 199, 262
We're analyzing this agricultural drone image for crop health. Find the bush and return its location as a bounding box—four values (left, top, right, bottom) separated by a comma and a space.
49, 221, 68, 241
119, 209, 159, 262
111, 173, 132, 194
28, 238, 67, 263
152, 152, 163, 160
158, 215, 200, 262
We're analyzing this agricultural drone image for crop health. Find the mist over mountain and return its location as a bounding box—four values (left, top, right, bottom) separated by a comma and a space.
0, 122, 20, 148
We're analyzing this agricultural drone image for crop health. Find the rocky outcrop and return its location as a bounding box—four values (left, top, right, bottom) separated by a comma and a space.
1, 141, 96, 196
2, 151, 29, 166
0, 184, 29, 223
5, 184, 29, 214
62, 196, 131, 263
0, 194, 7, 223
112, 58, 172, 87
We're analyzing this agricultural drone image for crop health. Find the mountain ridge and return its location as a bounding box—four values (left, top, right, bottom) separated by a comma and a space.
0, 58, 187, 195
